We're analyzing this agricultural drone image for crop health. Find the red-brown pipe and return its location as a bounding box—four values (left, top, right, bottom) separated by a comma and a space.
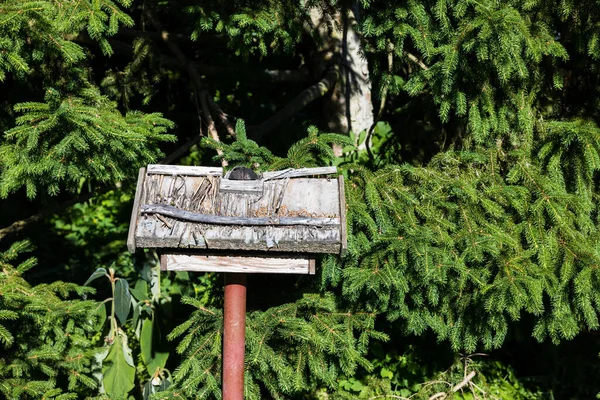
223, 273, 247, 400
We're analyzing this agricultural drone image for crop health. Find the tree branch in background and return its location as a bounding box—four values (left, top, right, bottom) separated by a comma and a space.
366, 41, 394, 161
200, 92, 228, 167
406, 51, 429, 71
145, 12, 340, 141
248, 66, 340, 139
93, 20, 332, 142
205, 94, 236, 138
146, 12, 228, 167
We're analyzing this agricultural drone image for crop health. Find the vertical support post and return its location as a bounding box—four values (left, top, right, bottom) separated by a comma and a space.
223, 273, 247, 400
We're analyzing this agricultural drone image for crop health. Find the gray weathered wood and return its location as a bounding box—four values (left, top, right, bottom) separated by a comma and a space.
309, 259, 316, 274
131, 166, 346, 256
219, 179, 263, 194
146, 164, 335, 179
141, 204, 340, 226
161, 254, 315, 274
127, 167, 146, 253
147, 164, 223, 176
338, 175, 348, 256
262, 167, 337, 180
136, 224, 341, 253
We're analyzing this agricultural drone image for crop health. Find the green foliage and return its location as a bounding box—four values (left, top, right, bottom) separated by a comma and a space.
0, 86, 175, 198
0, 0, 133, 82
329, 119, 600, 351
185, 0, 309, 57
329, 351, 546, 399
84, 265, 172, 399
102, 331, 135, 399
203, 119, 276, 169
204, 120, 352, 171
0, 0, 175, 198
4, 0, 600, 398
159, 293, 385, 400
0, 241, 99, 399
361, 0, 568, 149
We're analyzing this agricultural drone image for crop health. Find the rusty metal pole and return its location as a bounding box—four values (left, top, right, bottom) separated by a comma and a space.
223, 273, 247, 400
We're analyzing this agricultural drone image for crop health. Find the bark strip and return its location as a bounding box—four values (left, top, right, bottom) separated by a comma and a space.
141, 204, 340, 226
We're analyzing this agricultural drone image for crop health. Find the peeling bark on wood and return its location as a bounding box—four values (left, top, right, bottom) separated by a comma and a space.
141, 204, 340, 226
127, 167, 146, 253
131, 166, 346, 256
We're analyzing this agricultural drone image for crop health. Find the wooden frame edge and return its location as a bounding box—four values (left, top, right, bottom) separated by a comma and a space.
338, 175, 348, 257
127, 167, 146, 254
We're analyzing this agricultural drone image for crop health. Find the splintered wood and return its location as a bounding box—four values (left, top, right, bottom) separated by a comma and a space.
128, 165, 346, 256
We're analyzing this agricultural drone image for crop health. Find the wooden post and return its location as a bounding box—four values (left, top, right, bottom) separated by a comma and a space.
223, 273, 247, 400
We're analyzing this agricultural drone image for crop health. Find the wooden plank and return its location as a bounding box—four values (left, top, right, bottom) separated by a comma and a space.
161, 254, 313, 274
262, 167, 337, 180
219, 179, 263, 194
280, 178, 340, 215
147, 164, 223, 176
309, 259, 316, 275
136, 224, 341, 253
338, 175, 348, 257
140, 204, 340, 226
127, 167, 146, 253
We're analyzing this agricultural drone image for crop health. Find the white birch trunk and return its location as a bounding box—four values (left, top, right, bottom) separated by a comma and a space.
309, 8, 374, 149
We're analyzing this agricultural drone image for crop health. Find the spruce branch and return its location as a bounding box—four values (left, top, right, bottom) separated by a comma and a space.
0, 136, 199, 241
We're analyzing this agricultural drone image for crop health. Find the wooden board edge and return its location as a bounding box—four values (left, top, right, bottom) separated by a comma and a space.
262, 166, 337, 180
161, 253, 313, 274
127, 167, 146, 254
160, 254, 168, 271
147, 164, 223, 176
338, 175, 348, 257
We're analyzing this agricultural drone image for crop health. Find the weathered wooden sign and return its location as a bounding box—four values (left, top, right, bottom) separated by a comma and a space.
127, 164, 346, 274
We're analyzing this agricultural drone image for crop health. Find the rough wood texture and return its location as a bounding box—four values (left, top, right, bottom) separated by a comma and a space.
147, 164, 222, 176
161, 254, 315, 274
338, 175, 348, 256
131, 166, 346, 255
127, 167, 146, 253
219, 179, 263, 194
141, 204, 340, 226
262, 167, 337, 180
146, 165, 336, 179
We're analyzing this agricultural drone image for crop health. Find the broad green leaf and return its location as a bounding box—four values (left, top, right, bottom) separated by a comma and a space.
94, 302, 107, 331
130, 279, 149, 301
132, 302, 141, 330
102, 333, 135, 399
380, 367, 394, 379
140, 318, 169, 377
114, 279, 131, 325
84, 268, 107, 286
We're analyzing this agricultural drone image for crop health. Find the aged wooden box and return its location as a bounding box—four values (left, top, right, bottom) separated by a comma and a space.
127, 165, 346, 274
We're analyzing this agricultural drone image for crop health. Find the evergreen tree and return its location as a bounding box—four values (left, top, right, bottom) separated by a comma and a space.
0, 241, 99, 399
2, 0, 600, 398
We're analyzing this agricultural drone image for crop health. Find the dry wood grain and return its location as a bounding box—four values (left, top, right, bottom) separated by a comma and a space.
141, 204, 340, 226
127, 167, 146, 253
161, 253, 315, 274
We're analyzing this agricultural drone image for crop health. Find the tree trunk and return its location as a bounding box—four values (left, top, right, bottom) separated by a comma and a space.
309, 7, 374, 149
